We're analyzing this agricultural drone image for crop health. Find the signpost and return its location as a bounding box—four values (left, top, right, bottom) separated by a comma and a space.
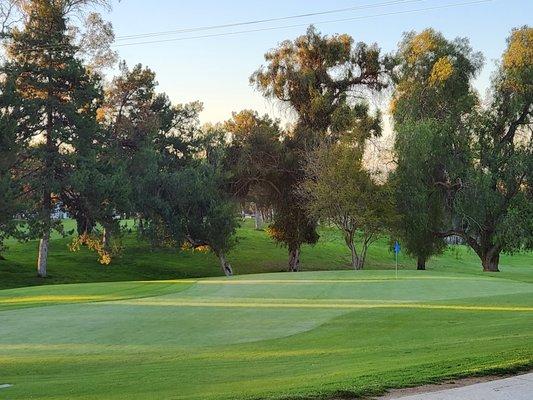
393, 241, 401, 279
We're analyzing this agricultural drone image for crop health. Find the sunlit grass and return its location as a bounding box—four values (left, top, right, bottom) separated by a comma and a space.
0, 221, 531, 399
0, 270, 531, 399
0, 295, 119, 304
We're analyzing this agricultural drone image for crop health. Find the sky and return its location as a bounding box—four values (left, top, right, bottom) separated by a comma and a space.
105, 0, 532, 124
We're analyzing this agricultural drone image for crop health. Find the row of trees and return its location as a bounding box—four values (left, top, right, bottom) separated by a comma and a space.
391, 28, 532, 271
224, 26, 532, 272
0, 0, 238, 276
0, 1, 531, 276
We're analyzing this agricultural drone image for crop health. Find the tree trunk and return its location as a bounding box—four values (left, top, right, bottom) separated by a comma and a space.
288, 247, 300, 272
344, 232, 361, 270
349, 243, 359, 270
76, 216, 94, 236
254, 204, 263, 230
348, 243, 364, 270
462, 231, 501, 273
355, 256, 364, 270
218, 252, 233, 277
39, 76, 53, 279
102, 226, 111, 250
37, 185, 52, 278
482, 251, 500, 272
358, 241, 371, 270
37, 229, 49, 278
417, 256, 426, 270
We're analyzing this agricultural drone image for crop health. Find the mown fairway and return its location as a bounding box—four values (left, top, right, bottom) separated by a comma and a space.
1, 270, 532, 399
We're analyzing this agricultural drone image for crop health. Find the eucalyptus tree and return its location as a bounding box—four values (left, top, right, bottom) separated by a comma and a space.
445, 26, 533, 271
390, 28, 482, 270
250, 26, 390, 271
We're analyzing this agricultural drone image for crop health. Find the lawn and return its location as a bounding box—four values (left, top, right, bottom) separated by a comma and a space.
0, 220, 532, 399
0, 270, 532, 399
1, 219, 532, 290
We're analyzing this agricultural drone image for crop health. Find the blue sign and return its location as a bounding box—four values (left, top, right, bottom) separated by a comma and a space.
394, 241, 401, 255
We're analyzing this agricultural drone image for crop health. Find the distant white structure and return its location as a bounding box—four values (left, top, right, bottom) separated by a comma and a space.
51, 203, 69, 220
445, 234, 465, 245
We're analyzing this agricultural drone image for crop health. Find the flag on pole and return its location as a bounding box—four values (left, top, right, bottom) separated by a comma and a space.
394, 241, 401, 255
394, 241, 400, 279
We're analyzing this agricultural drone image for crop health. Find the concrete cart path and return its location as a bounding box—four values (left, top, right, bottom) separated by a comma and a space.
389, 373, 533, 399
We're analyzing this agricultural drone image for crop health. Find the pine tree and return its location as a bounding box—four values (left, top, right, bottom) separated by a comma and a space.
0, 70, 22, 258
5, 0, 103, 277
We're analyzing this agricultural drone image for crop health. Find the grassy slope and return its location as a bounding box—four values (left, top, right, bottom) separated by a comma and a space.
1, 219, 531, 290
0, 270, 532, 399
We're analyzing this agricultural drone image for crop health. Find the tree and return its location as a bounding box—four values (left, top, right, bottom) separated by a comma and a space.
301, 109, 393, 270
443, 26, 532, 271
4, 0, 109, 277
0, 0, 22, 40
391, 120, 447, 270
149, 163, 239, 276
303, 146, 390, 270
250, 26, 390, 271
223, 110, 282, 231
99, 62, 237, 274
0, 70, 22, 259
390, 29, 482, 270
223, 110, 282, 194
61, 107, 131, 264
101, 63, 202, 218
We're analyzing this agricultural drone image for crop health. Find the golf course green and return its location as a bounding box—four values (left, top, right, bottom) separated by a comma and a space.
1, 269, 532, 399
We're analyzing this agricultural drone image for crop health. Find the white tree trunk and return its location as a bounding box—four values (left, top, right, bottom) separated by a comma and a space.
37, 231, 49, 278
102, 227, 111, 249
254, 204, 263, 230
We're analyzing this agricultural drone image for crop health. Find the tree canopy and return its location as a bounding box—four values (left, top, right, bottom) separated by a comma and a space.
0, 9, 530, 277
390, 28, 482, 269
249, 26, 390, 271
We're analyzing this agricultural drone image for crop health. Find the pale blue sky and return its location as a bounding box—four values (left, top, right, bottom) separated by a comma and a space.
106, 0, 532, 123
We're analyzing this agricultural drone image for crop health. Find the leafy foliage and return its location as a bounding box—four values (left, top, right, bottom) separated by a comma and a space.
449, 26, 533, 270
391, 29, 482, 269
249, 26, 390, 270
0, 73, 22, 257
302, 135, 394, 269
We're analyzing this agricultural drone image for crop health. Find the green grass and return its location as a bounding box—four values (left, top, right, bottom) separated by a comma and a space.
0, 220, 531, 399
0, 270, 532, 399
1, 219, 531, 290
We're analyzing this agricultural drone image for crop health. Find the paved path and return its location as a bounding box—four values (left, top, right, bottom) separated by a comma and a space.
390, 373, 533, 399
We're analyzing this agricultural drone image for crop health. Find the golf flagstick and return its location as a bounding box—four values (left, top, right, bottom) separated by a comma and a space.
395, 250, 398, 279
393, 240, 400, 280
